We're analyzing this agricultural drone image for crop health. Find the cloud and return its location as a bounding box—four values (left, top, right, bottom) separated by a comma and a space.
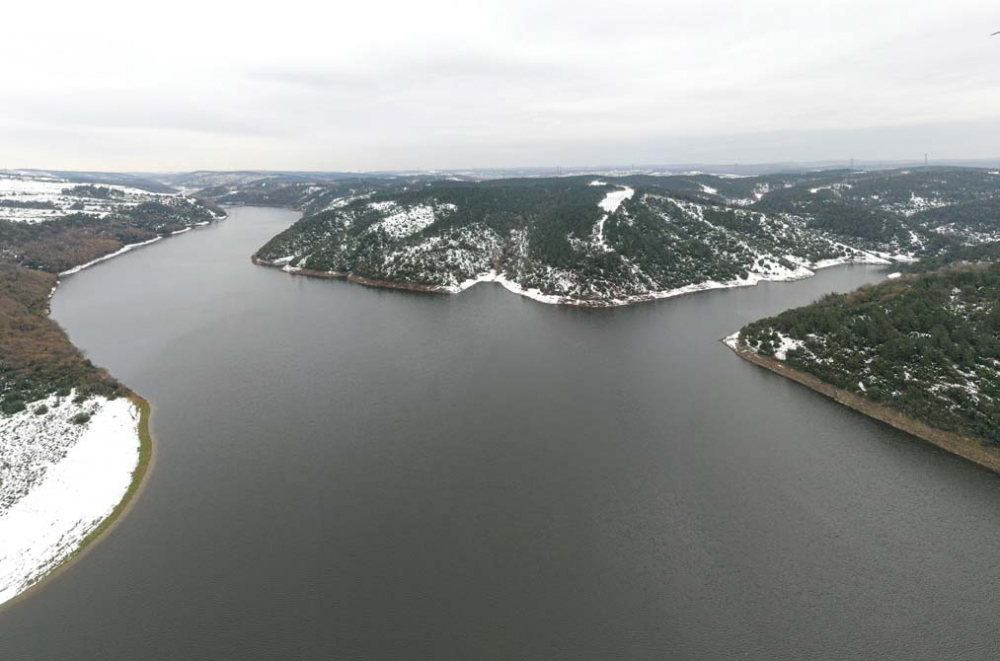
0, 0, 998, 170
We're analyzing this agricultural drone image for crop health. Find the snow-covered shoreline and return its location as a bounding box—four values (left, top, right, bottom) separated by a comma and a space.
446, 251, 900, 308
0, 394, 144, 607
0, 204, 208, 607
260, 249, 902, 308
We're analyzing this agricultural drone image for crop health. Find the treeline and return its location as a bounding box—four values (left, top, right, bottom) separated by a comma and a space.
251, 166, 1000, 301
61, 185, 124, 199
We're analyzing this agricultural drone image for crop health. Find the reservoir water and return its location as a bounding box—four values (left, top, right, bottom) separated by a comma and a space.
4, 206, 1000, 659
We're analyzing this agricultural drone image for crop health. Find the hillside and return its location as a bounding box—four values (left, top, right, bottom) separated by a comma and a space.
0, 171, 225, 603
733, 264, 1000, 448
0, 172, 224, 413
244, 168, 1000, 305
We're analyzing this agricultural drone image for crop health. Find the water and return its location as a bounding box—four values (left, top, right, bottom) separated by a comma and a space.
3, 206, 999, 659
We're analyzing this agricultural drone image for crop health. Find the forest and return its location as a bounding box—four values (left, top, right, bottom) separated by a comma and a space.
250, 167, 1000, 302
739, 264, 1000, 444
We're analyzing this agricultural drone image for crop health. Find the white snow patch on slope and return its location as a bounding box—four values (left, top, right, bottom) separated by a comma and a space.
0, 395, 140, 606
772, 332, 805, 360
593, 187, 634, 251
598, 187, 634, 214
369, 202, 454, 239
453, 270, 502, 292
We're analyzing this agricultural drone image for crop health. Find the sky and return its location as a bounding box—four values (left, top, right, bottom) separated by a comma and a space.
1, 0, 998, 172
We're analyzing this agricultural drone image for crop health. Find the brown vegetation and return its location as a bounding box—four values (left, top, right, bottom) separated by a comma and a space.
0, 258, 122, 413
1, 215, 158, 274
0, 199, 219, 412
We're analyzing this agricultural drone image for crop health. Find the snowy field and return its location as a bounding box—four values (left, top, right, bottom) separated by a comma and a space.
0, 172, 170, 224
0, 394, 141, 606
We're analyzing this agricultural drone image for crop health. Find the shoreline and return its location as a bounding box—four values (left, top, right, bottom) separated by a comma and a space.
252, 254, 895, 308
0, 394, 155, 613
59, 216, 221, 277
0, 213, 224, 611
723, 339, 1000, 475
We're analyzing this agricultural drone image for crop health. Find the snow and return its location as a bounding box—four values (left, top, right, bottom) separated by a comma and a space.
453, 270, 502, 292
368, 202, 452, 239
598, 187, 634, 214
772, 332, 805, 360
0, 394, 141, 606
0, 174, 170, 224
588, 180, 607, 186
593, 187, 634, 251
447, 269, 579, 304
451, 266, 834, 308
323, 193, 372, 211
809, 183, 851, 195
887, 272, 902, 280
699, 184, 718, 195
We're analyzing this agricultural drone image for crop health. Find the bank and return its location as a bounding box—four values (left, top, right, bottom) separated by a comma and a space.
724, 338, 1000, 474
0, 215, 223, 610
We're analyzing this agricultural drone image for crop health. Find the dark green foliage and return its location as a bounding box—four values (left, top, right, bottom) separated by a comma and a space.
904, 240, 1000, 274
251, 167, 1000, 302
741, 265, 1000, 443
0, 199, 57, 210
1, 398, 26, 414
61, 185, 124, 200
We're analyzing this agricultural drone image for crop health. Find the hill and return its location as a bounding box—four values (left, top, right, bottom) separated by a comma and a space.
242, 168, 1000, 305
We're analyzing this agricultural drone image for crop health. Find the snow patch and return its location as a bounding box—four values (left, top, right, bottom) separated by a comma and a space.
772, 332, 805, 360
0, 395, 141, 606
369, 203, 453, 239
593, 187, 634, 251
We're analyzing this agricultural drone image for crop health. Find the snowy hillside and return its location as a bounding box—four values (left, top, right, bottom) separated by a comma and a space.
247, 168, 1000, 305
0, 171, 220, 226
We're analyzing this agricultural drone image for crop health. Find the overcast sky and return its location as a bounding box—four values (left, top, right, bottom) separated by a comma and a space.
2, 0, 998, 171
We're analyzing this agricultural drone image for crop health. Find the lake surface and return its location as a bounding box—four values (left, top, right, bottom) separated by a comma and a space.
4, 206, 999, 659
